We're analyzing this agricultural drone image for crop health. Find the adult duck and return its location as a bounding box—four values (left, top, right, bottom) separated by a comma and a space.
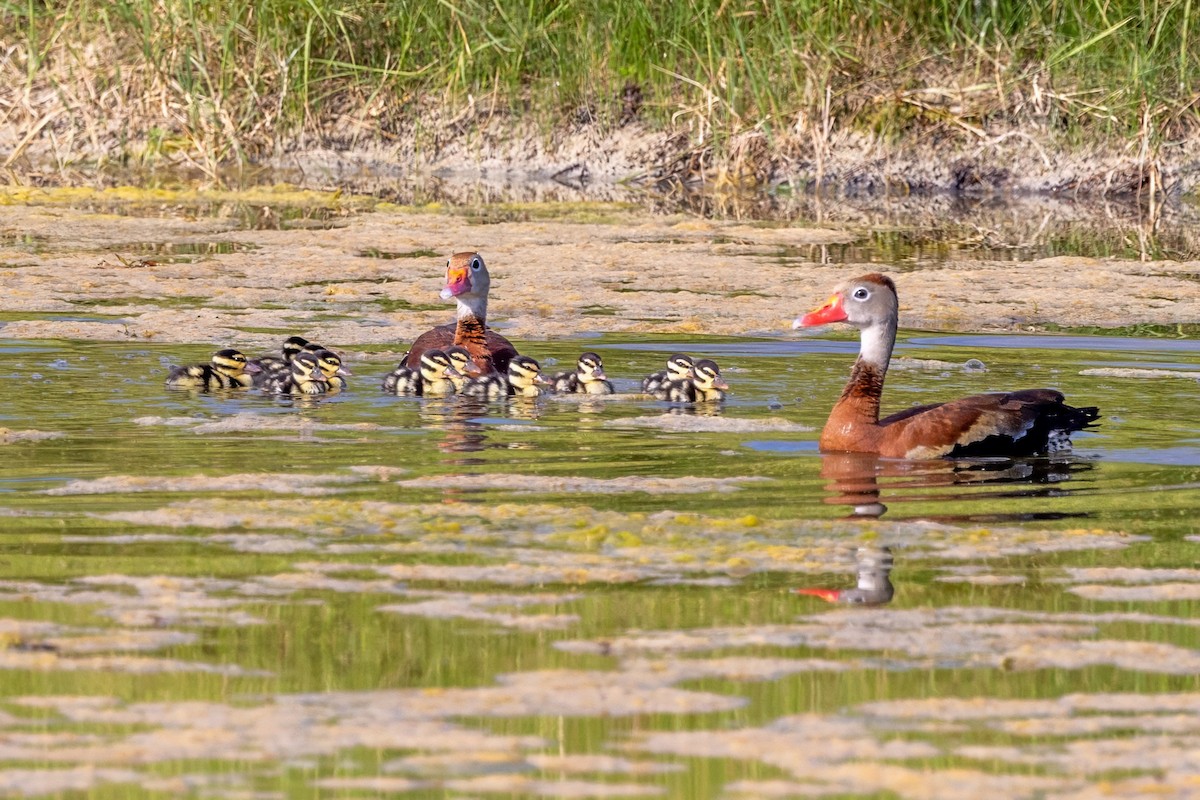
402, 252, 518, 374
794, 273, 1098, 458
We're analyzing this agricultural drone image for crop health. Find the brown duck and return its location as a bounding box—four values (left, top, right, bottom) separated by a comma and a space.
402, 252, 518, 375
794, 273, 1099, 459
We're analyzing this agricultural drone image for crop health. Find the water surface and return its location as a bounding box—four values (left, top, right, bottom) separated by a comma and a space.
2, 329, 1200, 797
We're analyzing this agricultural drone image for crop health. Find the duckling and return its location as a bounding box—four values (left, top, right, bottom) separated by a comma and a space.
552, 352, 614, 395
446, 345, 479, 393
460, 370, 509, 400
250, 335, 309, 386
166, 348, 260, 390
462, 355, 549, 399
643, 353, 694, 397
268, 352, 330, 395
507, 355, 550, 398
387, 349, 462, 396
663, 358, 728, 402
312, 348, 351, 391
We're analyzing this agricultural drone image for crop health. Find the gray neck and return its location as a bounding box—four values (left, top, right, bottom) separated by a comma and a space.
858, 321, 894, 378
457, 293, 487, 323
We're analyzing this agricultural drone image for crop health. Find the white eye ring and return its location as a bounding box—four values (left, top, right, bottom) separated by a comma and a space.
471, 257, 482, 270
852, 287, 869, 300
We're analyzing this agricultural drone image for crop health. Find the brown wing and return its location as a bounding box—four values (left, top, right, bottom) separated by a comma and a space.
402, 323, 518, 374
481, 330, 518, 374
401, 323, 456, 368
880, 389, 1095, 459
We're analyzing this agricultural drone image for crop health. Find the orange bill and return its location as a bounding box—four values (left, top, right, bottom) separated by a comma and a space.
441, 265, 472, 299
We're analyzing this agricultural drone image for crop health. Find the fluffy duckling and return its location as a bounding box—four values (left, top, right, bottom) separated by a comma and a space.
250, 335, 309, 386
313, 348, 351, 391
387, 349, 462, 397
166, 348, 260, 390
663, 358, 728, 402
553, 352, 614, 395
643, 353, 694, 397
462, 355, 549, 399
446, 345, 479, 393
268, 352, 330, 395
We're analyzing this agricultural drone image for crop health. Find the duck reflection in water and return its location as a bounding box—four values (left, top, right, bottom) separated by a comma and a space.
819, 451, 1095, 523
796, 546, 895, 607
418, 396, 490, 461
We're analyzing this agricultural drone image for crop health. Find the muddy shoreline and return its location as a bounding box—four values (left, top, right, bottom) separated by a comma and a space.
2, 194, 1199, 348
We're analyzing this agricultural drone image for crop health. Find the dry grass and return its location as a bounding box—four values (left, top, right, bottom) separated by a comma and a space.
3, 2, 1200, 197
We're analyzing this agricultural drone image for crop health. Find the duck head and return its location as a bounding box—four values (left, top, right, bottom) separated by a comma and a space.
440, 252, 490, 303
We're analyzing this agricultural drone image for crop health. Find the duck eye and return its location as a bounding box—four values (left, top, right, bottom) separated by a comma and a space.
852, 287, 869, 301
471, 257, 482, 271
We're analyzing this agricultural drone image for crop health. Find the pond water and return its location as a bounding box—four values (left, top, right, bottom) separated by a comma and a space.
2, 325, 1200, 798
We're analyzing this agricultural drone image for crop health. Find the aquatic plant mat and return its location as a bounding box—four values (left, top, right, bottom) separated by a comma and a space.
2, 187, 1200, 349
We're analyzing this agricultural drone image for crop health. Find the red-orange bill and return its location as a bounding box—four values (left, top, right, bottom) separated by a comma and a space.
794, 293, 847, 327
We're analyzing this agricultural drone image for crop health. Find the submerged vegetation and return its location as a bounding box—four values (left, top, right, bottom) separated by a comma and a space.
3, 1, 1200, 193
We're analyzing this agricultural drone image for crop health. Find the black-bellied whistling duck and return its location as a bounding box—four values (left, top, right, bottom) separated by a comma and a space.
794, 273, 1099, 458
402, 252, 519, 375
663, 359, 728, 402
166, 349, 260, 390
553, 352, 614, 395
642, 353, 693, 396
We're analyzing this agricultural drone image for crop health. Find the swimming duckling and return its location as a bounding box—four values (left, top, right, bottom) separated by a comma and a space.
387, 349, 462, 396
643, 353, 694, 397
312, 348, 351, 391
663, 358, 728, 402
446, 345, 479, 393
268, 352, 330, 395
166, 348, 260, 390
250, 335, 309, 386
462, 355, 549, 399
553, 352, 614, 395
